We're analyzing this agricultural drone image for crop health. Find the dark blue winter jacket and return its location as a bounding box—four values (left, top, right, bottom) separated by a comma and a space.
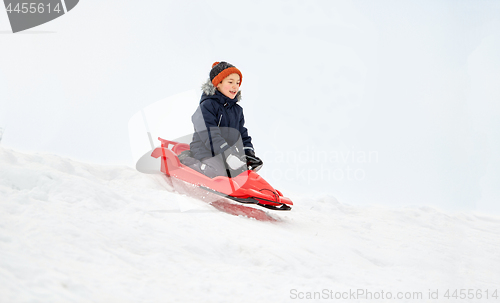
190, 81, 253, 161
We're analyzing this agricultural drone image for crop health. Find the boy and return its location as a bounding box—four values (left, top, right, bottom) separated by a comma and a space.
184, 61, 263, 178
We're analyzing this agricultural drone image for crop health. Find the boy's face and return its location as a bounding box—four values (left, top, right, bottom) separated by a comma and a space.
216, 73, 240, 99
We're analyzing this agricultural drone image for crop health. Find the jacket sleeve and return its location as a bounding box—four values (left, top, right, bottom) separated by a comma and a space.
239, 108, 254, 152
192, 100, 230, 157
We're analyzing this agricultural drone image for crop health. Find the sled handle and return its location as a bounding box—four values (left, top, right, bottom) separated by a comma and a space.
158, 137, 179, 149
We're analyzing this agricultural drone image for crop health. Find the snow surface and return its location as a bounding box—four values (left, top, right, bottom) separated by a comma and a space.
1, 146, 499, 302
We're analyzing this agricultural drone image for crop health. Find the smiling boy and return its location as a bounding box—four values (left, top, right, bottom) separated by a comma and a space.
186, 61, 263, 178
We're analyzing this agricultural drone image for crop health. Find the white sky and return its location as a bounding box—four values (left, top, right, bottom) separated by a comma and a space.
1, 0, 499, 213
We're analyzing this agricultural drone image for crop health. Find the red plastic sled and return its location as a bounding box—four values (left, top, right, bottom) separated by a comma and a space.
151, 137, 293, 211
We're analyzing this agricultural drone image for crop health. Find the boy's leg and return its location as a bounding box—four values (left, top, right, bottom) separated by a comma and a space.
187, 154, 228, 178
199, 155, 227, 178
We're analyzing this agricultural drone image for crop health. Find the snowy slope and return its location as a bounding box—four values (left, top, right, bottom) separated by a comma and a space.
1, 146, 499, 303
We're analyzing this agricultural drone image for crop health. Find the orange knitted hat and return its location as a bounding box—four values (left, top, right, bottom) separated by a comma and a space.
210, 61, 243, 87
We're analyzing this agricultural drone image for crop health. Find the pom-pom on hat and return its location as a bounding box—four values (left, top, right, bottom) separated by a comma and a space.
210, 61, 243, 87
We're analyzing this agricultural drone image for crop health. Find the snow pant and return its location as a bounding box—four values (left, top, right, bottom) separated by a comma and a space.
182, 154, 228, 179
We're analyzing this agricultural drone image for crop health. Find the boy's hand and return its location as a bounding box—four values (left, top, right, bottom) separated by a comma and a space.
223, 146, 246, 170
245, 149, 263, 172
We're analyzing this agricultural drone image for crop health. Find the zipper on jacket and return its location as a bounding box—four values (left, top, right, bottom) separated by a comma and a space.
218, 114, 222, 126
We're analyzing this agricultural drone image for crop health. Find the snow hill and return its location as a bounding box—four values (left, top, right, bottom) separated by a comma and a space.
1, 146, 499, 303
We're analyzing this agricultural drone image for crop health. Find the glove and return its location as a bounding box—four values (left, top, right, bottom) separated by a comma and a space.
245, 149, 263, 172
223, 145, 246, 170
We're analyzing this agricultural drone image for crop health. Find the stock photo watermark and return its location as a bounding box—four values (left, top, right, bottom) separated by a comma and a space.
263, 147, 379, 183
290, 288, 500, 301
3, 0, 79, 33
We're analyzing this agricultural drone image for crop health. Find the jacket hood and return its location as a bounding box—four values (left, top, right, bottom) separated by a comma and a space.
201, 78, 242, 102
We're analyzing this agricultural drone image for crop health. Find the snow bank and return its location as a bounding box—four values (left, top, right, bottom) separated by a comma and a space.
0, 147, 499, 302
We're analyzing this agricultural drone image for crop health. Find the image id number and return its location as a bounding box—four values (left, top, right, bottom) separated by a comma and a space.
444, 289, 498, 300
5, 2, 62, 14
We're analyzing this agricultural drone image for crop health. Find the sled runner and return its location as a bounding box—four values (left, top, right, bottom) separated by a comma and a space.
151, 137, 293, 211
